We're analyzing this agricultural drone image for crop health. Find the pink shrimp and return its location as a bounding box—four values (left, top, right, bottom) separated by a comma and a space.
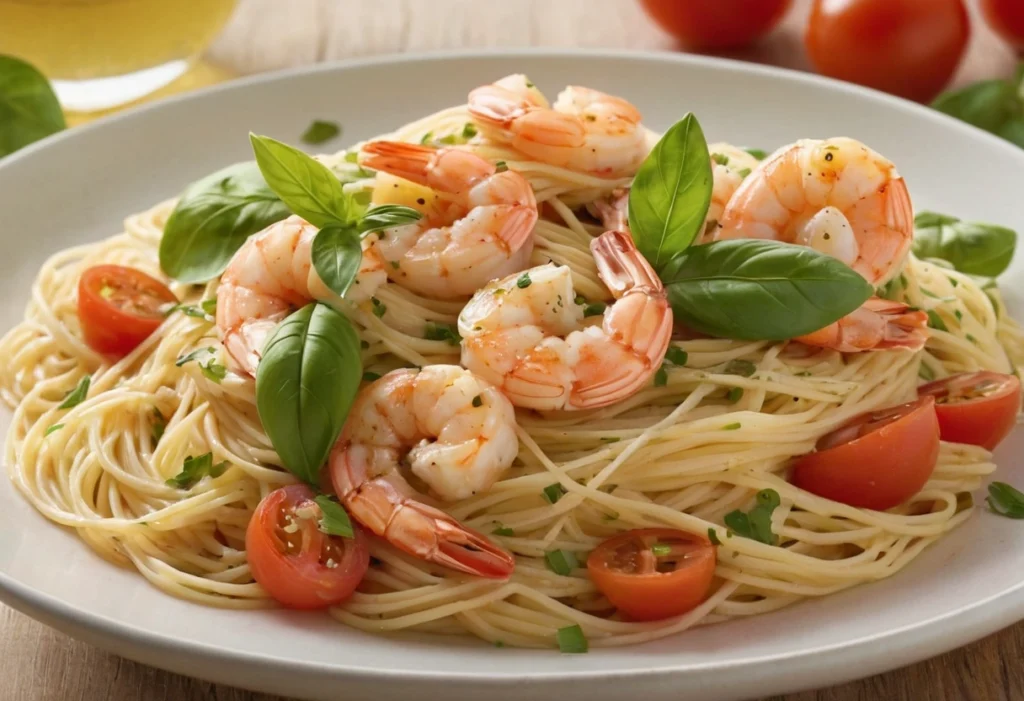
329, 365, 517, 578
458, 230, 671, 411
358, 141, 537, 299
795, 298, 928, 353
467, 74, 648, 178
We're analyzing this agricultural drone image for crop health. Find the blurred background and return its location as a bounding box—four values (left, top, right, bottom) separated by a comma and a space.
0, 0, 1022, 149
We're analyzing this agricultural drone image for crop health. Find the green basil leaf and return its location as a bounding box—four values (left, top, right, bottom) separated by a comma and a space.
932, 79, 1020, 134
0, 55, 66, 158
301, 120, 341, 145
256, 303, 362, 484
250, 133, 349, 229
628, 113, 712, 269
988, 481, 1024, 518
160, 161, 290, 283
724, 489, 780, 545
314, 495, 354, 537
311, 224, 362, 297
360, 204, 422, 236
912, 211, 1017, 277
660, 240, 873, 340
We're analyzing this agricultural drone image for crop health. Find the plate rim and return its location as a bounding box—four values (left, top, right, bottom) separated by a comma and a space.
2, 47, 1024, 688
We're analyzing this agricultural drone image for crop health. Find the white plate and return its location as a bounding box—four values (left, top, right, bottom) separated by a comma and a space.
1, 51, 1023, 701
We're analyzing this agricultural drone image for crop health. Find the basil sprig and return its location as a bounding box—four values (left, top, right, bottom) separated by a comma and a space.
912, 211, 1016, 278
256, 303, 362, 484
628, 114, 712, 269
624, 115, 873, 341
988, 481, 1024, 519
0, 55, 66, 158
250, 133, 421, 297
932, 63, 1024, 149
659, 240, 873, 340
159, 162, 291, 283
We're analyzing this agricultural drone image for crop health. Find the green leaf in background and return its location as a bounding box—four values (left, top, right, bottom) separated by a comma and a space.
932, 63, 1024, 149
0, 54, 66, 158
159, 161, 290, 283
628, 113, 712, 270
301, 120, 341, 145
255, 303, 362, 485
311, 224, 362, 297
250, 133, 350, 229
912, 211, 1016, 277
660, 240, 873, 341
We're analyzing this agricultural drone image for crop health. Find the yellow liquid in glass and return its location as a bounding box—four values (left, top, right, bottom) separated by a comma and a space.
0, 0, 237, 81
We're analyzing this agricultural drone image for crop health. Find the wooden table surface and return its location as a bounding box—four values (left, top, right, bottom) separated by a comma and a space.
4, 1, 1022, 700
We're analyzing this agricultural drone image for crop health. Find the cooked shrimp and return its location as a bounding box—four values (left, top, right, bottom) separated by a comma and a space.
458, 230, 671, 411
216, 216, 385, 375
795, 298, 927, 353
715, 137, 913, 285
468, 74, 648, 178
359, 141, 537, 299
703, 143, 761, 241
328, 365, 517, 578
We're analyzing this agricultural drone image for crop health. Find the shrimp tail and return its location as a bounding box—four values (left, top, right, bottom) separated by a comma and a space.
591, 229, 663, 297
360, 141, 438, 187
403, 503, 516, 579
796, 298, 927, 352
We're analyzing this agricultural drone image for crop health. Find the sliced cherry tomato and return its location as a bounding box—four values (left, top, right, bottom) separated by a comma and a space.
246, 484, 369, 609
981, 0, 1024, 50
918, 371, 1021, 451
791, 396, 940, 510
638, 0, 792, 50
77, 265, 177, 357
587, 528, 716, 621
805, 0, 970, 103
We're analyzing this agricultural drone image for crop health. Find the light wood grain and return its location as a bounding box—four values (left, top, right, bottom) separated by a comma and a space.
4, 1, 1023, 700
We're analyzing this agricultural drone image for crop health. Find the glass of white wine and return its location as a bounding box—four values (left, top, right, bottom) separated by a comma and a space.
0, 0, 238, 112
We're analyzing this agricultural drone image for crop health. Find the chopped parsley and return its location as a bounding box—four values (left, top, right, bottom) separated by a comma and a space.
650, 543, 672, 557
492, 524, 515, 537
926, 310, 948, 332
472, 394, 483, 408
711, 153, 729, 166
175, 346, 215, 367
665, 346, 688, 366
723, 359, 757, 377
516, 272, 532, 289
545, 549, 578, 576
57, 375, 91, 409
200, 360, 227, 384
707, 528, 722, 546
44, 423, 64, 436
371, 297, 387, 318
423, 322, 461, 346
557, 625, 588, 653
165, 452, 228, 490
542, 482, 567, 504
724, 489, 781, 545
653, 365, 668, 387
494, 161, 508, 173
583, 302, 606, 317
726, 387, 744, 403
151, 408, 167, 443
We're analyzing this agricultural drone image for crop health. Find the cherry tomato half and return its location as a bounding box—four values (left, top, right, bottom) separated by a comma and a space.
981, 0, 1024, 51
77, 265, 177, 357
246, 484, 369, 609
587, 528, 716, 621
805, 0, 970, 103
791, 397, 940, 511
638, 0, 792, 50
918, 371, 1021, 451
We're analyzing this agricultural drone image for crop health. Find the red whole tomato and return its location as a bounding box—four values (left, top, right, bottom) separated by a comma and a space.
587, 528, 716, 621
981, 0, 1024, 50
638, 0, 793, 50
246, 484, 369, 609
918, 371, 1021, 451
791, 396, 940, 511
77, 265, 177, 357
805, 0, 970, 103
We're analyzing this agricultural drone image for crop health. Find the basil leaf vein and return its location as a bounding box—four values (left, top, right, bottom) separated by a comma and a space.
160, 161, 290, 283
627, 113, 712, 269
0, 55, 66, 158
250, 133, 349, 229
311, 224, 363, 297
255, 303, 362, 484
660, 240, 873, 340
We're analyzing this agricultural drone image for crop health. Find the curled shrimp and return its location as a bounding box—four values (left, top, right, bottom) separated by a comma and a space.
216, 216, 385, 375
468, 74, 648, 178
458, 230, 671, 411
714, 137, 913, 285
795, 298, 927, 353
328, 365, 517, 578
359, 141, 538, 299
